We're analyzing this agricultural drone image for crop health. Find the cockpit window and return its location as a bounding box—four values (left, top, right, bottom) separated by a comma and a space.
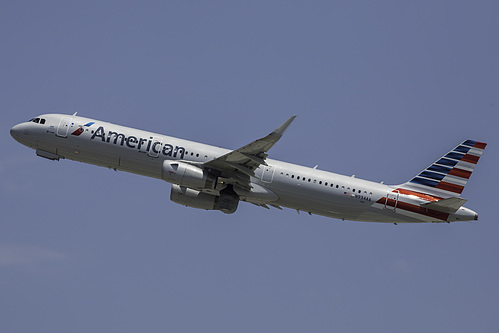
29, 117, 46, 124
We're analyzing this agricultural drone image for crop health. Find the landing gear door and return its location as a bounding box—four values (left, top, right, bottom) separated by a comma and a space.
56, 117, 71, 138
384, 190, 399, 211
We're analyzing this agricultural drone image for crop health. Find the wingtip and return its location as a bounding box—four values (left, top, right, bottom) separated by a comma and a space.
274, 115, 297, 136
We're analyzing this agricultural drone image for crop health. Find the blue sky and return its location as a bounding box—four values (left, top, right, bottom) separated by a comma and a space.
1, 1, 498, 332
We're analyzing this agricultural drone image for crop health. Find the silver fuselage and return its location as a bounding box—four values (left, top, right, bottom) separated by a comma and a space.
11, 114, 478, 223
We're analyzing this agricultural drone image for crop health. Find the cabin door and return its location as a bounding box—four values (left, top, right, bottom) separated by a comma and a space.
148, 137, 163, 157
261, 165, 275, 183
384, 190, 399, 211
56, 117, 72, 137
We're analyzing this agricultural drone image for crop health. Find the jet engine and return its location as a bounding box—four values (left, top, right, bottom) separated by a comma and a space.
162, 161, 217, 190
170, 184, 239, 214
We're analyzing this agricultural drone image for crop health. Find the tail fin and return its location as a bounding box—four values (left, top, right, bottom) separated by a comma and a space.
399, 140, 487, 198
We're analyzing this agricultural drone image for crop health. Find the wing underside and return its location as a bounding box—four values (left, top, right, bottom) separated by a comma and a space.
203, 116, 296, 190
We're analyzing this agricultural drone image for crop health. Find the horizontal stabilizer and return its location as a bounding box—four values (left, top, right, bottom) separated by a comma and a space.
421, 197, 467, 213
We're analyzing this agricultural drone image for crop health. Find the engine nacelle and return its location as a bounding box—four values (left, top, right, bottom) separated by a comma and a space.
170, 184, 239, 214
162, 161, 217, 190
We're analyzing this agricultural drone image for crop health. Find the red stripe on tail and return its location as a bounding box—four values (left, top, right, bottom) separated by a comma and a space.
473, 142, 487, 149
448, 168, 472, 179
435, 181, 464, 194
461, 154, 480, 164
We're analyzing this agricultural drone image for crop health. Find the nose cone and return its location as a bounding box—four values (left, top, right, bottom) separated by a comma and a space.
10, 124, 22, 141
10, 123, 30, 144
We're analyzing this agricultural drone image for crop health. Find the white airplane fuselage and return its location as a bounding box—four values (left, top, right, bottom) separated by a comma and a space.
10, 114, 480, 223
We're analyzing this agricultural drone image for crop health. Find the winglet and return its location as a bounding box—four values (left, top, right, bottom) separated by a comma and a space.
273, 115, 296, 137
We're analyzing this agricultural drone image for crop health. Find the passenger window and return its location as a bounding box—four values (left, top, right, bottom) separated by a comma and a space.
297, 176, 300, 180
291, 175, 294, 178
308, 178, 311, 182
319, 181, 322, 185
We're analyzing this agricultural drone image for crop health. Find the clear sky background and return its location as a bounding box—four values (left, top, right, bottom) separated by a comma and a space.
1, 1, 498, 332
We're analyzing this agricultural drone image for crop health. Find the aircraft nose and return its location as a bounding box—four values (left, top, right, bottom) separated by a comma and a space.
10, 123, 29, 143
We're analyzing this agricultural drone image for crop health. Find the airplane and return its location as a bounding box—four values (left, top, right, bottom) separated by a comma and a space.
10, 113, 487, 223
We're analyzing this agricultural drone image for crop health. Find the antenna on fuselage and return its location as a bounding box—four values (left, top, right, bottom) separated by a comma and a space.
72, 112, 78, 116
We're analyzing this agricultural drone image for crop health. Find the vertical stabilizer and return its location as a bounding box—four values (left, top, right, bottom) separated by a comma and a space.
399, 140, 487, 198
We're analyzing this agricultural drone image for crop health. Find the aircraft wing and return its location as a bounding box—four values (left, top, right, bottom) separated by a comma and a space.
203, 116, 296, 189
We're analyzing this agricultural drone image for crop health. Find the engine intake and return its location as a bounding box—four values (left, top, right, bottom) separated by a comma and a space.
162, 161, 216, 190
170, 184, 239, 214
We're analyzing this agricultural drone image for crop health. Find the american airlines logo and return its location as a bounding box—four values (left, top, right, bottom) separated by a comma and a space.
71, 122, 95, 136
90, 126, 186, 158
